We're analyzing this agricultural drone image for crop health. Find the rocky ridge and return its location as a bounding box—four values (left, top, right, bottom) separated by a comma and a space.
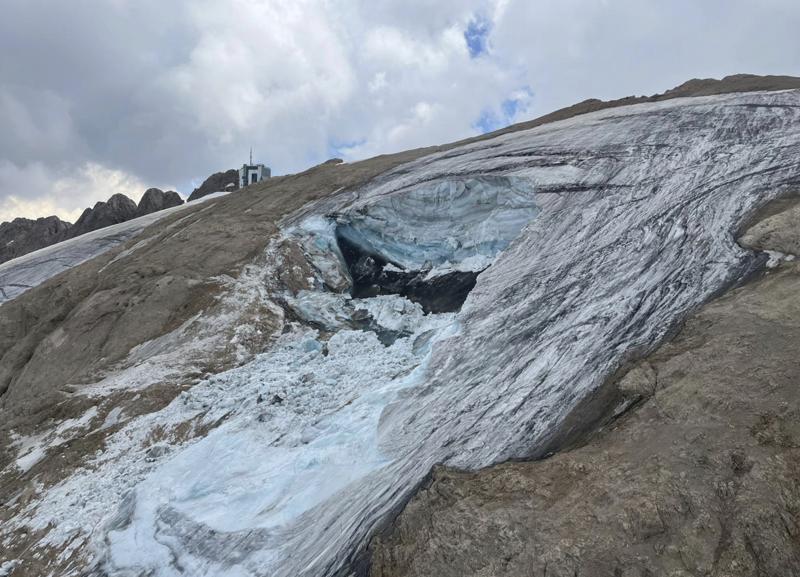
65, 193, 139, 239
136, 188, 184, 217
1, 185, 191, 266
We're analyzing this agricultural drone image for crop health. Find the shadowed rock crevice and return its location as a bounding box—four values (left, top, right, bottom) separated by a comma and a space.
336, 231, 479, 314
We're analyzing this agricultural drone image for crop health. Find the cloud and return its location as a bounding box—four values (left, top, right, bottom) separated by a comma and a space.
1, 0, 800, 220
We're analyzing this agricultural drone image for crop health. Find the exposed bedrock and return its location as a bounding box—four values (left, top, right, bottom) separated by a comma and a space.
187, 169, 239, 201
739, 194, 800, 258
67, 193, 139, 239
0, 216, 71, 265
136, 188, 184, 217
336, 232, 478, 314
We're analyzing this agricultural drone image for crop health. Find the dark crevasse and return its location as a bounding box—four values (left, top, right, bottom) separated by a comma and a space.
335, 230, 479, 313
328, 176, 541, 313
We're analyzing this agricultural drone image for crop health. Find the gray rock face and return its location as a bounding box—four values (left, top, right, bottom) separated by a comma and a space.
739, 196, 800, 257
187, 169, 238, 201
67, 193, 138, 239
0, 216, 72, 265
137, 188, 184, 217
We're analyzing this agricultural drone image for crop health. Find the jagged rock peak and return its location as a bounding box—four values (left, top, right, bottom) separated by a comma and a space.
0, 216, 72, 265
67, 193, 138, 239
137, 188, 184, 217
188, 169, 239, 202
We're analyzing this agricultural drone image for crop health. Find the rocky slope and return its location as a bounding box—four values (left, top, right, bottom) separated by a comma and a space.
0, 216, 71, 265
369, 195, 800, 577
1, 75, 800, 577
187, 168, 239, 201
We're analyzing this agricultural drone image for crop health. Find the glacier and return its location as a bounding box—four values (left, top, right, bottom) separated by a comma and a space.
5, 89, 800, 577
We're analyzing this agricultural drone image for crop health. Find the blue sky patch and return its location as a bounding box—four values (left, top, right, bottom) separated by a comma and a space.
464, 15, 491, 58
473, 109, 503, 134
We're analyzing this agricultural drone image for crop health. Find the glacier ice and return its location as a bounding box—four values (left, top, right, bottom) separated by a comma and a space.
299, 175, 542, 312
334, 175, 539, 272
9, 90, 800, 577
28, 303, 455, 577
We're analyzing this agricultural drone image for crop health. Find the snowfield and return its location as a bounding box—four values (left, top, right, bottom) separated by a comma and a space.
4, 90, 800, 576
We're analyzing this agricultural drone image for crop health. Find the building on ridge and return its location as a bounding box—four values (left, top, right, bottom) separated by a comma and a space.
239, 149, 271, 187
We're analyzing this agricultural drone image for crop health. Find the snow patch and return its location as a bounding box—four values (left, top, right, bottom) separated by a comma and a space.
765, 249, 796, 268
0, 560, 20, 577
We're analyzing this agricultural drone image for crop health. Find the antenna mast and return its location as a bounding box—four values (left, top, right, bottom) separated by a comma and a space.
250, 147, 253, 165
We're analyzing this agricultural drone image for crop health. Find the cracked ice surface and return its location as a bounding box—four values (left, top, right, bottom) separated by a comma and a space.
14, 90, 800, 576
102, 318, 458, 576
106, 91, 800, 575
335, 175, 539, 272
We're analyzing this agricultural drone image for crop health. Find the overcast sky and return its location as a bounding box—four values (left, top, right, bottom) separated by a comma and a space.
2, 0, 799, 222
